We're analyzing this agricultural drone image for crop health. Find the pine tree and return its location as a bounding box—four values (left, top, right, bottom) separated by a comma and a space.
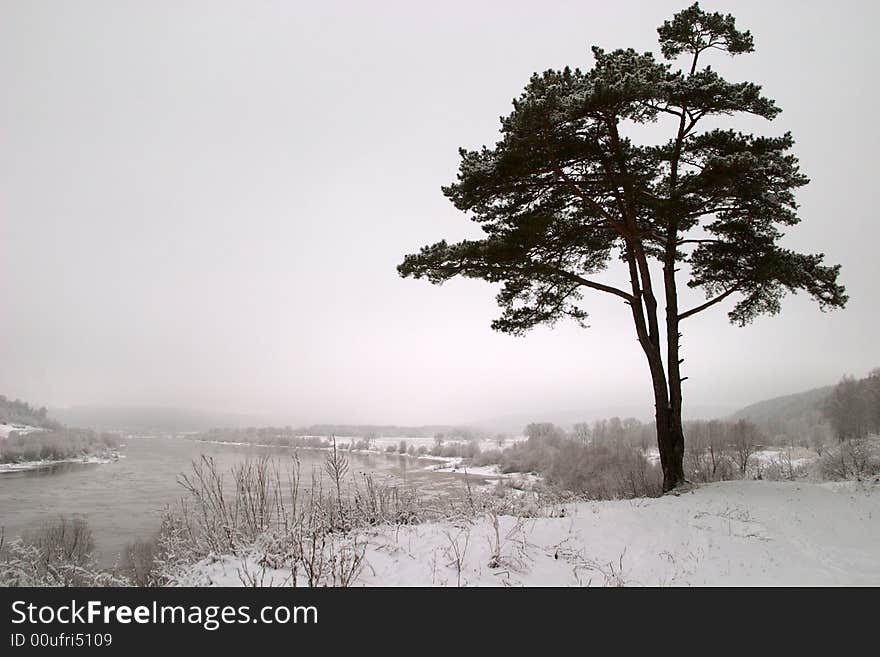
398, 3, 847, 491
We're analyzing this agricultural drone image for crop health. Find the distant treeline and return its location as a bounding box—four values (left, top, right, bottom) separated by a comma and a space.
822, 371, 880, 440
293, 424, 464, 438
198, 424, 479, 441
519, 416, 800, 453
50, 406, 269, 433
1, 394, 125, 465
0, 395, 61, 429
0, 428, 120, 464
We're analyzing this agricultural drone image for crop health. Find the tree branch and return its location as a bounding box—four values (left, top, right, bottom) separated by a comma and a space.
677, 238, 721, 245
535, 264, 635, 303
646, 103, 684, 119
551, 164, 625, 232
684, 204, 745, 219
678, 287, 738, 320
446, 258, 636, 304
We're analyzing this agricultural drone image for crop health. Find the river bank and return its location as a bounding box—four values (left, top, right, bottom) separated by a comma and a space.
0, 434, 491, 566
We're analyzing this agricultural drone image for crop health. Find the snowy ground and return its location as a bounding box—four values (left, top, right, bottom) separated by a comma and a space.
0, 453, 122, 473
178, 479, 880, 586
0, 423, 44, 439
421, 461, 543, 490
751, 446, 818, 469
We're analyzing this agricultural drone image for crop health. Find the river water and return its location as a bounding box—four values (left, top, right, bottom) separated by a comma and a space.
0, 435, 477, 565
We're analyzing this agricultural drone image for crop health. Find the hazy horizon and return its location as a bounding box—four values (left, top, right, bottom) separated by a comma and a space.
35, 377, 829, 434
3, 1, 878, 427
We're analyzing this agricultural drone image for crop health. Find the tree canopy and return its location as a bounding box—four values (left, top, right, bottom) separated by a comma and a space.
399, 5, 845, 334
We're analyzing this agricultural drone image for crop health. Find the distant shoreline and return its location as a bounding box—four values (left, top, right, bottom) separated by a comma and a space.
186, 435, 539, 486
0, 451, 122, 474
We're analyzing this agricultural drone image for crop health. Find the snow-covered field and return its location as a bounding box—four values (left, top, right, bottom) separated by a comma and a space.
177, 479, 880, 586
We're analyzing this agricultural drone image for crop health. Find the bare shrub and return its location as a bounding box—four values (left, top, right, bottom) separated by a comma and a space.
158, 450, 457, 586
760, 445, 810, 481
327, 537, 367, 587
351, 472, 422, 526
0, 517, 124, 586
155, 446, 563, 587
545, 443, 662, 499
325, 437, 350, 528
684, 421, 735, 482
0, 429, 119, 464
816, 439, 880, 481
23, 515, 95, 566
731, 420, 760, 475
442, 526, 471, 587
118, 538, 159, 587
175, 454, 298, 556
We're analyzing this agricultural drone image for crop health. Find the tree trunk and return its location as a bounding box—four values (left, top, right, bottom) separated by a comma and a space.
659, 409, 686, 492
659, 96, 689, 493
623, 243, 686, 493
662, 263, 687, 492
644, 348, 686, 493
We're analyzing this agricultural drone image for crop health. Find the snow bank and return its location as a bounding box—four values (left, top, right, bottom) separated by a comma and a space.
177, 479, 880, 586
0, 423, 45, 439
0, 453, 122, 473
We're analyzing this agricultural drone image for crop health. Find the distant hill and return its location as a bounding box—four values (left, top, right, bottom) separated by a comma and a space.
46, 409, 472, 437
50, 405, 272, 433
469, 402, 736, 435
729, 385, 834, 426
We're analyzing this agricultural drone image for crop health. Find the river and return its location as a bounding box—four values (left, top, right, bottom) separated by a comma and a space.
0, 435, 480, 566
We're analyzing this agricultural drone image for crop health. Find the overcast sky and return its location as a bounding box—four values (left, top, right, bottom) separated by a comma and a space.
1, 0, 877, 426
